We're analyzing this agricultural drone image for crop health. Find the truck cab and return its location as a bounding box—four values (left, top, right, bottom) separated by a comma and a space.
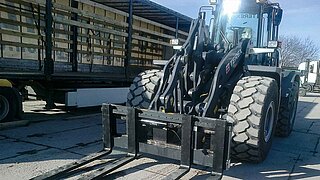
299, 60, 320, 95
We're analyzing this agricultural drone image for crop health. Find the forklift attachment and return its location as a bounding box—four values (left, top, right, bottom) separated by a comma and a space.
32, 104, 232, 179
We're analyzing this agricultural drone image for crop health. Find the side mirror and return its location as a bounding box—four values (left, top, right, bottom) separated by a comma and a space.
274, 9, 283, 26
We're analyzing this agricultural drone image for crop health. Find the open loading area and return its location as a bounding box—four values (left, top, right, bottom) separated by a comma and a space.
0, 0, 193, 121
0, 0, 191, 80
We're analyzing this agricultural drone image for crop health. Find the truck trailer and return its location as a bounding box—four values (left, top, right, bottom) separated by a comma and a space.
0, 0, 192, 122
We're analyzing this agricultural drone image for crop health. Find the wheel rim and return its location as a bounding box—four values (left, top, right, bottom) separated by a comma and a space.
299, 88, 306, 96
264, 101, 275, 142
306, 85, 313, 92
0, 95, 10, 121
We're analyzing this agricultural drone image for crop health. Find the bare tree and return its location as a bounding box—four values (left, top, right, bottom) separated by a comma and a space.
279, 35, 319, 67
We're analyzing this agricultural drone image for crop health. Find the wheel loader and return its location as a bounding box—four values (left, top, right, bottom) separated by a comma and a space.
33, 0, 300, 179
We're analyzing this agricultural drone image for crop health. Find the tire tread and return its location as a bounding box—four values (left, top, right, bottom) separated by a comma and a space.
228, 76, 278, 163
127, 70, 162, 109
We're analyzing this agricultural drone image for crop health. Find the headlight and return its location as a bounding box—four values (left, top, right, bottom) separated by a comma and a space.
170, 39, 179, 45
256, 0, 267, 4
209, 0, 218, 5
267, 41, 279, 48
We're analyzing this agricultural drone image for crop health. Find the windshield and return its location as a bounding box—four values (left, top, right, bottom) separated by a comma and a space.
204, 0, 261, 48
224, 12, 259, 46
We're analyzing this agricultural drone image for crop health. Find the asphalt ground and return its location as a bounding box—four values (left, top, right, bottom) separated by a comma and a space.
0, 94, 319, 179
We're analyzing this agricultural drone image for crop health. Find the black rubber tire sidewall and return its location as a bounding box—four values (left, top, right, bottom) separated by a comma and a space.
276, 82, 299, 137
228, 76, 279, 163
0, 87, 17, 123
257, 82, 278, 161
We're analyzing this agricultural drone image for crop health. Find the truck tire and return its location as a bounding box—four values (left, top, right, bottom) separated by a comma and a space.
299, 87, 307, 97
0, 87, 17, 122
127, 70, 163, 109
305, 84, 314, 93
276, 82, 299, 137
227, 76, 279, 163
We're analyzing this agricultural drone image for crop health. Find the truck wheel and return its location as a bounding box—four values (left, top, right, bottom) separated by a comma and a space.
0, 88, 17, 122
299, 88, 307, 97
276, 82, 299, 137
227, 76, 279, 163
305, 84, 314, 93
127, 70, 163, 109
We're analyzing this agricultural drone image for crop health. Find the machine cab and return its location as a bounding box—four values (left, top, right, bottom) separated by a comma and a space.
209, 0, 283, 67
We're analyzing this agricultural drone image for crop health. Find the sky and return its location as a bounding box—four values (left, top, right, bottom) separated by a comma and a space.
152, 0, 320, 47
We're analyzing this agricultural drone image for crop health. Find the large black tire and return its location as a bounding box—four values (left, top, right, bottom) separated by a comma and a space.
127, 70, 163, 108
227, 76, 279, 163
276, 82, 299, 137
0, 87, 17, 123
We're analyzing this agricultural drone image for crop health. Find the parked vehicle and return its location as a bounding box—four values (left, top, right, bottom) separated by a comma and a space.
298, 60, 320, 96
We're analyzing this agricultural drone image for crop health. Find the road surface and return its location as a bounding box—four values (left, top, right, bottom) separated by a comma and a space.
0, 94, 319, 179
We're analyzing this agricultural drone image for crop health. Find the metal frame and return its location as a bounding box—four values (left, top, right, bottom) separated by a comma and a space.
32, 104, 232, 179
125, 0, 134, 79
70, 0, 79, 72
149, 2, 286, 119
44, 0, 54, 77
